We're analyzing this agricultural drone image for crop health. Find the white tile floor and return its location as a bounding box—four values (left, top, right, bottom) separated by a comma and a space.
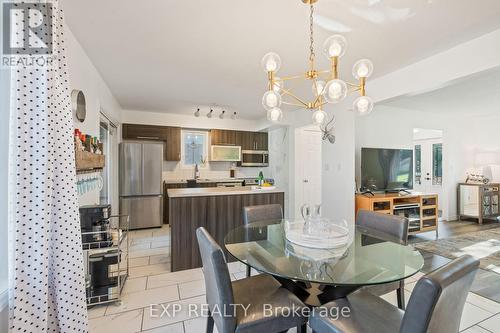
88, 225, 500, 333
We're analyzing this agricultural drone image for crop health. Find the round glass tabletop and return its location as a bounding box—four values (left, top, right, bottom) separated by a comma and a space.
224, 220, 424, 286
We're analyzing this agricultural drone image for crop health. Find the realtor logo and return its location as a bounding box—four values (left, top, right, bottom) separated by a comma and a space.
2, 1, 54, 67
2, 1, 53, 55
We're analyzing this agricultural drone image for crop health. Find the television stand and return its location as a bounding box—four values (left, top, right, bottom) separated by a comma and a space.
355, 192, 439, 239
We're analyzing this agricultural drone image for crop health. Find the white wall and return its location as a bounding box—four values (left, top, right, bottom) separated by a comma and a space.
321, 105, 356, 227
269, 104, 357, 225
65, 25, 122, 207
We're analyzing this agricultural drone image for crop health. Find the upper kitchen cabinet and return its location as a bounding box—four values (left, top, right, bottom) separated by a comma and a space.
240, 131, 255, 150
210, 129, 236, 146
164, 127, 181, 161
240, 131, 268, 150
122, 123, 181, 161
122, 123, 164, 140
211, 130, 268, 151
255, 132, 268, 150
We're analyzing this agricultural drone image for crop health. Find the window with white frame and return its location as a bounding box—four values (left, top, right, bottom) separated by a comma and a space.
181, 130, 208, 167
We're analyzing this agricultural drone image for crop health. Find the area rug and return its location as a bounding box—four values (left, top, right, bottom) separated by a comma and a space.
415, 228, 500, 274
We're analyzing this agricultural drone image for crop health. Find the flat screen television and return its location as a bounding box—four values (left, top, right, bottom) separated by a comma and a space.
361, 148, 413, 192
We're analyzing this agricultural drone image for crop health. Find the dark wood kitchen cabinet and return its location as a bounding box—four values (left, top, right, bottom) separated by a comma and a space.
122, 123, 164, 140
240, 131, 255, 150
170, 191, 285, 271
210, 129, 236, 146
122, 123, 181, 161
211, 129, 268, 150
163, 182, 187, 224
240, 131, 268, 150
254, 132, 268, 150
164, 127, 181, 161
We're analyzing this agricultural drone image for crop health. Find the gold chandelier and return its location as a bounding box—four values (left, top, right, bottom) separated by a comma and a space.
261, 0, 375, 124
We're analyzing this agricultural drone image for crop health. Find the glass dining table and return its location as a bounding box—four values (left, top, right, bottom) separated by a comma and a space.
224, 219, 424, 306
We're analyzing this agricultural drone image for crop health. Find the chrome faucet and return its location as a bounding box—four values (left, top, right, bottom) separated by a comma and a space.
194, 163, 200, 180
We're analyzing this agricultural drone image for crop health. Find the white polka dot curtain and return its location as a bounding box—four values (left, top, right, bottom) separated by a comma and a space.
9, 1, 89, 332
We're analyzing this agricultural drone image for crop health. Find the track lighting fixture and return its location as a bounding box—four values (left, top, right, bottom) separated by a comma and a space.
196, 107, 236, 120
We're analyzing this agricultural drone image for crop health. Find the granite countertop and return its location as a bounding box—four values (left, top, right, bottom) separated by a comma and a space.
167, 186, 283, 198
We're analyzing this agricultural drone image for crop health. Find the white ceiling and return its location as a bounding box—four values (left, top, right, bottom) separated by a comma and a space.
62, 0, 500, 119
379, 66, 500, 116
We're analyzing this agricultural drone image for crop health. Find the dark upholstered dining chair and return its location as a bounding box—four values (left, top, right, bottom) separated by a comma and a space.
196, 227, 308, 333
242, 204, 283, 277
243, 204, 283, 225
309, 255, 479, 333
357, 210, 409, 309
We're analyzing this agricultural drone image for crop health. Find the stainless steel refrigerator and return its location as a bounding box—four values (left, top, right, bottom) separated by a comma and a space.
119, 141, 163, 229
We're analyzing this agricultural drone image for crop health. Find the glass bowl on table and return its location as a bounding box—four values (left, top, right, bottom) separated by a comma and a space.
284, 218, 349, 249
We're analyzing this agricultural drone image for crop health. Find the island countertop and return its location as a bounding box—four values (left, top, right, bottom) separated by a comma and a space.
167, 186, 283, 198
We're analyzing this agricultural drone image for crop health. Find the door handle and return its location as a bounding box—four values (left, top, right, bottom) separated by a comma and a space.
303, 179, 309, 183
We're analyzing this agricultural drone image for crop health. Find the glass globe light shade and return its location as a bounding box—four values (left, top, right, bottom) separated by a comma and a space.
262, 90, 282, 111
313, 80, 326, 96
324, 79, 348, 103
273, 77, 283, 93
323, 35, 347, 58
267, 107, 283, 122
261, 52, 281, 72
352, 59, 374, 79
353, 96, 374, 115
312, 109, 327, 125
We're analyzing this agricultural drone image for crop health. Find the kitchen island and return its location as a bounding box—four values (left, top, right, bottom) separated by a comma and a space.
168, 186, 284, 271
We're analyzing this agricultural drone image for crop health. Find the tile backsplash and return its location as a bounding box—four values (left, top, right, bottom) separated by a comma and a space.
162, 161, 270, 181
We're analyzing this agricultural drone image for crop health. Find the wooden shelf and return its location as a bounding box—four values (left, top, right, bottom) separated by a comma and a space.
355, 192, 439, 237
75, 150, 105, 171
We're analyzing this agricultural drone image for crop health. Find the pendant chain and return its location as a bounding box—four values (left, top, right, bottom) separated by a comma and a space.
309, 3, 315, 65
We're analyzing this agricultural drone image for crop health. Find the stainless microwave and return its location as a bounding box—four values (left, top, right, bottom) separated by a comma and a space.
240, 150, 269, 167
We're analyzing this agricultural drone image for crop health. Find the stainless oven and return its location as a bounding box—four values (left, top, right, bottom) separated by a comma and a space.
240, 150, 269, 167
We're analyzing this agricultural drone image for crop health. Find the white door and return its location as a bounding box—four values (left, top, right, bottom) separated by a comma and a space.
295, 127, 322, 218
414, 138, 444, 217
